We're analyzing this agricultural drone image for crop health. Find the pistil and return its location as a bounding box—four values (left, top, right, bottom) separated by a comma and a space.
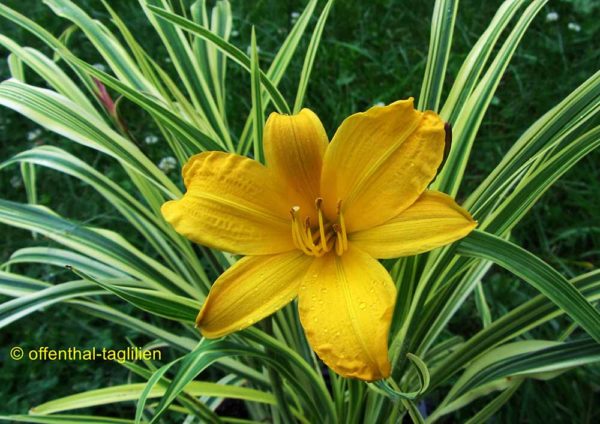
316, 198, 330, 253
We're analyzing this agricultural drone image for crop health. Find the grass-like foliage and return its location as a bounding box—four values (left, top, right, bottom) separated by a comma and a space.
0, 0, 599, 422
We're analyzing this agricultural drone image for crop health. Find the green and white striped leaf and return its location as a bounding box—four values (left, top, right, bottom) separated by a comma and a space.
429, 270, 600, 389
429, 339, 600, 421
250, 27, 264, 162
434, 0, 547, 196
0, 200, 197, 297
30, 381, 275, 415
0, 271, 49, 297
1, 145, 208, 287
69, 266, 200, 323
457, 231, 600, 343
148, 5, 290, 114
0, 416, 133, 424
0, 280, 103, 329
292, 0, 334, 113
0, 79, 180, 196
3, 247, 127, 278
418, 0, 458, 112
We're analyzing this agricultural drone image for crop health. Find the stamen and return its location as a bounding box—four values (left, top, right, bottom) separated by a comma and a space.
304, 217, 321, 255
290, 207, 312, 256
290, 207, 300, 248
332, 224, 344, 256
337, 200, 348, 251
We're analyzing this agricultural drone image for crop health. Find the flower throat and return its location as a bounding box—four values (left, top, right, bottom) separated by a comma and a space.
290, 198, 348, 257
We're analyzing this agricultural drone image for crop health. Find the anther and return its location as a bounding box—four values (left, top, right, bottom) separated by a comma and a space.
290, 206, 300, 219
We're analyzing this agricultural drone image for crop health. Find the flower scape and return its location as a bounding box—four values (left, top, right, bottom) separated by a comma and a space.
162, 99, 477, 381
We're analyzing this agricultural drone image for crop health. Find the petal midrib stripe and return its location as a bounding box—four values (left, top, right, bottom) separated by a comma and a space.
335, 256, 378, 373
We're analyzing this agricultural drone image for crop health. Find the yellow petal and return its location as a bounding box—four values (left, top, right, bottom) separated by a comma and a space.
298, 246, 396, 381
264, 109, 329, 218
350, 191, 477, 259
161, 151, 294, 255
197, 251, 312, 338
320, 99, 446, 232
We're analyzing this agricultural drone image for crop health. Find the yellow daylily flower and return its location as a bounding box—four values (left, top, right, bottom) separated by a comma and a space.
161, 99, 477, 381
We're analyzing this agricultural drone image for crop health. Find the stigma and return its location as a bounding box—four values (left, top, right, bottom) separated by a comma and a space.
290, 198, 348, 257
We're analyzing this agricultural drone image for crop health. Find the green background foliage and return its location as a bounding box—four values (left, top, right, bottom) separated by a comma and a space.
0, 0, 598, 422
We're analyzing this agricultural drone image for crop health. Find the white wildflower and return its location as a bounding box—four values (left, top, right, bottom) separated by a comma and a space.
374, 101, 385, 107
545, 12, 559, 22
144, 134, 159, 145
27, 128, 42, 141
231, 30, 239, 38
291, 11, 300, 23
10, 175, 22, 189
246, 45, 260, 56
92, 63, 107, 72
567, 22, 581, 32
158, 156, 178, 173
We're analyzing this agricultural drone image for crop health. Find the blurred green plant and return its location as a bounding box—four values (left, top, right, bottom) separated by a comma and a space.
0, 0, 599, 422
